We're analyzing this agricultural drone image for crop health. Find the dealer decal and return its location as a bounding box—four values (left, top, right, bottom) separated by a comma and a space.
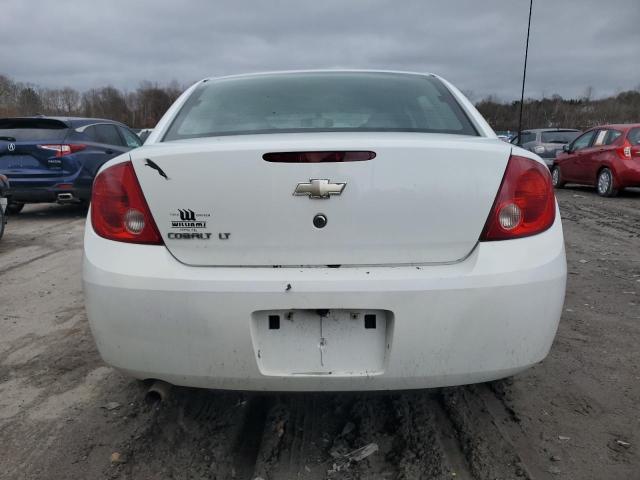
170, 209, 211, 230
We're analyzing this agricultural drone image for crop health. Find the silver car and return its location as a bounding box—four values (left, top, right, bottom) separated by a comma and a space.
0, 173, 8, 240
511, 128, 581, 167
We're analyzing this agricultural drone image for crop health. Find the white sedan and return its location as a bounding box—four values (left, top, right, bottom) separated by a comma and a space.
83, 71, 566, 391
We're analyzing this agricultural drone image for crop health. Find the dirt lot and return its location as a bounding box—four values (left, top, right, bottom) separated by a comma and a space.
1, 187, 638, 480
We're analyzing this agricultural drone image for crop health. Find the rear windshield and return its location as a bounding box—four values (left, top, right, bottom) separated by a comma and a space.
163, 72, 478, 141
0, 118, 69, 142
628, 128, 640, 145
541, 130, 580, 144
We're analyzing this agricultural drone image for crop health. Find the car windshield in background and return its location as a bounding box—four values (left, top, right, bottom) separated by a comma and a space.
163, 72, 478, 141
0, 118, 69, 142
541, 130, 580, 144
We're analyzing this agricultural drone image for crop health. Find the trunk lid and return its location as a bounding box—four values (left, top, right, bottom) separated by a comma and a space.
0, 118, 74, 178
131, 133, 511, 266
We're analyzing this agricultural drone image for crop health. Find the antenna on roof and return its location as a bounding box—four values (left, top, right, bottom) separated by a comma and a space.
517, 0, 533, 144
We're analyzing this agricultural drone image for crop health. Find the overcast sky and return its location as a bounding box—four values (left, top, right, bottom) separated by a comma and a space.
1, 0, 638, 100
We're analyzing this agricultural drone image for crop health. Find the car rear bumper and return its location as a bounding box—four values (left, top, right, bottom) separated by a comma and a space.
6, 182, 90, 203
7, 187, 89, 203
83, 210, 566, 392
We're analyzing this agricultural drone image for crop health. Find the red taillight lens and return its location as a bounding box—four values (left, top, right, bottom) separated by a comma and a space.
91, 161, 163, 245
480, 155, 556, 241
617, 139, 633, 160
38, 144, 86, 157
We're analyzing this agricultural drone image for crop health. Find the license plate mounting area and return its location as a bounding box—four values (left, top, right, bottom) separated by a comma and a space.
250, 309, 392, 377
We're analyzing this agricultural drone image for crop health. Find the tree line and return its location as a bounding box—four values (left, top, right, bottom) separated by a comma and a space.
1, 73, 638, 130
0, 74, 183, 128
475, 88, 640, 132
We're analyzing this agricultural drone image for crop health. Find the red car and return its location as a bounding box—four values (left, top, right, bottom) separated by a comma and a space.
552, 124, 640, 196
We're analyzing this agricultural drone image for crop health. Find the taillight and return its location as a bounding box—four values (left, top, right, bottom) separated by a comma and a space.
617, 139, 632, 160
480, 155, 556, 241
91, 161, 163, 245
38, 144, 86, 157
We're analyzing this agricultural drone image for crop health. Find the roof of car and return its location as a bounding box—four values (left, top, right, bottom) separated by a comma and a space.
523, 128, 581, 133
588, 123, 640, 130
0, 116, 126, 128
203, 69, 437, 83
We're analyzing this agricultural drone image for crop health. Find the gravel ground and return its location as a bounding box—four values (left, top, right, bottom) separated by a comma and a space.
0, 186, 638, 479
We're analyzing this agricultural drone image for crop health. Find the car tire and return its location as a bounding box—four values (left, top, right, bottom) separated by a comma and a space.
0, 206, 4, 240
551, 166, 565, 188
6, 202, 25, 215
596, 168, 618, 197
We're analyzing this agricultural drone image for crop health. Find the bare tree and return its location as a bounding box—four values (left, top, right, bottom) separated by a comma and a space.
18, 87, 43, 115
60, 87, 80, 115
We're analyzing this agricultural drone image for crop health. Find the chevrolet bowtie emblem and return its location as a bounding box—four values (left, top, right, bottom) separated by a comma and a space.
294, 179, 346, 199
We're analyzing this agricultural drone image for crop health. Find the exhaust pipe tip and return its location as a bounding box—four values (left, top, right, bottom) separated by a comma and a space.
57, 193, 74, 202
145, 380, 172, 405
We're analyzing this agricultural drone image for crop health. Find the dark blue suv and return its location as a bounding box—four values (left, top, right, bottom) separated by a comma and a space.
0, 116, 142, 213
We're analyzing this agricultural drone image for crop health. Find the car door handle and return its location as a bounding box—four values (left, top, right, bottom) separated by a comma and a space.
104, 149, 114, 154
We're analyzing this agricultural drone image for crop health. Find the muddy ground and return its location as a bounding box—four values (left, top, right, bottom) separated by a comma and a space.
0, 186, 638, 479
